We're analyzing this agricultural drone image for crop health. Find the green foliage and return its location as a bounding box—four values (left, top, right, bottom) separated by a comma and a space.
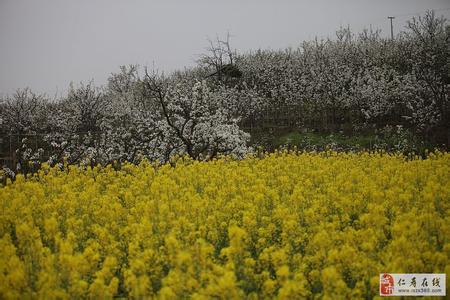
274, 127, 435, 154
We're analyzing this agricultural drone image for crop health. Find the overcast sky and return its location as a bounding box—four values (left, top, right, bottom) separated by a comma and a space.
1, 0, 449, 96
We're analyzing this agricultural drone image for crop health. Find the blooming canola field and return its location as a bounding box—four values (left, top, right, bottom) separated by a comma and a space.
0, 151, 449, 299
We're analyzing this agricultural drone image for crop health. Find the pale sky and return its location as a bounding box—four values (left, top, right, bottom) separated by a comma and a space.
1, 0, 449, 96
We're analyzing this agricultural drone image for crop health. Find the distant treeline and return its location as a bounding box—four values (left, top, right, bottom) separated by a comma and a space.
0, 11, 449, 175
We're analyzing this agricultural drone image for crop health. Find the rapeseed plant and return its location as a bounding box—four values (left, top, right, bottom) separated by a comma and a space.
0, 151, 449, 299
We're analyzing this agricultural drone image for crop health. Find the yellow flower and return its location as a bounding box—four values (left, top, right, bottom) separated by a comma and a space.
0, 151, 448, 298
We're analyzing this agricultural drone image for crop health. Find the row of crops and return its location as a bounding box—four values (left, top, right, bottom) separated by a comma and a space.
1, 151, 449, 298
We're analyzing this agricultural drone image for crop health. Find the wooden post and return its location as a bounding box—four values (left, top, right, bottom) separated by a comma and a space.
10, 135, 14, 170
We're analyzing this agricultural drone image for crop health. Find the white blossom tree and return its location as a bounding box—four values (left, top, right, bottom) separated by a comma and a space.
144, 69, 250, 160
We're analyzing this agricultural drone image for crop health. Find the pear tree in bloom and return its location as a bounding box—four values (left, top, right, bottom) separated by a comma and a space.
44, 81, 109, 166
144, 69, 250, 160
399, 11, 449, 139
0, 88, 47, 135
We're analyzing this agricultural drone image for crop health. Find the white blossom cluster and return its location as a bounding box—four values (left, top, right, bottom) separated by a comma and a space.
234, 12, 448, 135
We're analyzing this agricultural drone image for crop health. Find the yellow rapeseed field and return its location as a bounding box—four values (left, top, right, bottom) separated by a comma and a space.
0, 151, 449, 299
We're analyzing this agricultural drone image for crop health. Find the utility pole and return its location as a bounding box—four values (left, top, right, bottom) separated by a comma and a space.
388, 16, 395, 40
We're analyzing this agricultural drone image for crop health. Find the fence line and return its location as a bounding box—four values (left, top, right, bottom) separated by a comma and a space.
1, 121, 358, 169
0, 132, 104, 169
0, 125, 296, 169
